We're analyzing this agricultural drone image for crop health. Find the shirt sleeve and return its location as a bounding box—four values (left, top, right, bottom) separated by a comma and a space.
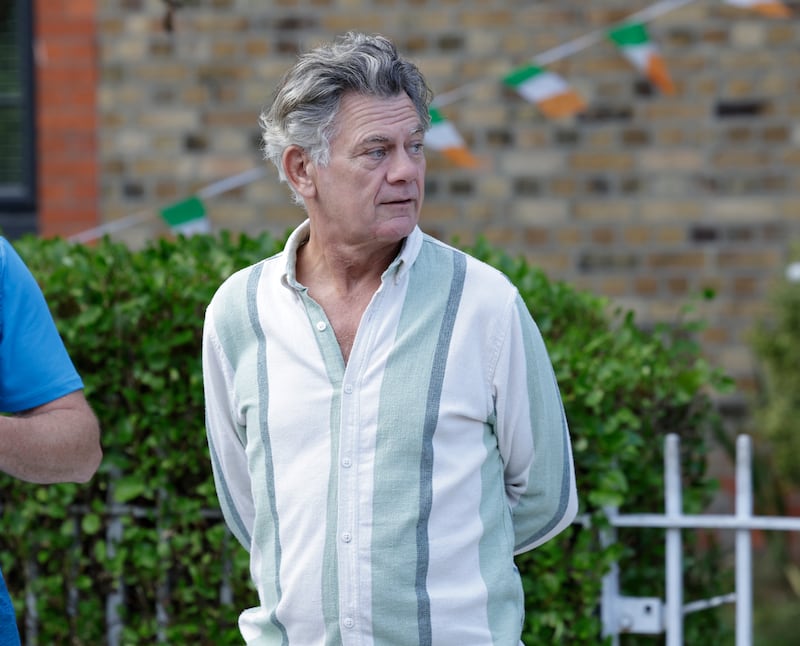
0, 238, 83, 413
493, 292, 578, 555
202, 302, 255, 551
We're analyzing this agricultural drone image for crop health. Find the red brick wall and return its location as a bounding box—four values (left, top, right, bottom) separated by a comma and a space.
34, 0, 98, 237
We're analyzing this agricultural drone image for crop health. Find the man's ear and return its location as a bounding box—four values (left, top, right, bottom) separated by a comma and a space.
283, 146, 316, 198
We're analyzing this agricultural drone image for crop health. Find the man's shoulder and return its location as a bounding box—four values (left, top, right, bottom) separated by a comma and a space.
0, 236, 20, 273
419, 234, 516, 294
211, 252, 284, 302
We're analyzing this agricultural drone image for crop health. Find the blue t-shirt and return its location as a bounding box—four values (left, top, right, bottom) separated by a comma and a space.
0, 237, 83, 412
0, 237, 84, 644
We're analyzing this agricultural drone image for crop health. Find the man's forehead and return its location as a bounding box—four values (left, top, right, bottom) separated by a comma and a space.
337, 93, 423, 138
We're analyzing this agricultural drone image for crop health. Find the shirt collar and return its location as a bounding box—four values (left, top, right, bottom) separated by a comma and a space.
281, 219, 311, 291
280, 219, 423, 290
384, 225, 422, 284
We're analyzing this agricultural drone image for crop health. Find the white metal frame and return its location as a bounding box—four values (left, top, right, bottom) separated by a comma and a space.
602, 433, 800, 645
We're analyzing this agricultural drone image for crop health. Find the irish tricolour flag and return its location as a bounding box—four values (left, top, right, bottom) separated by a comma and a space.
724, 0, 792, 17
608, 22, 675, 95
160, 196, 211, 236
503, 64, 586, 120
425, 108, 480, 168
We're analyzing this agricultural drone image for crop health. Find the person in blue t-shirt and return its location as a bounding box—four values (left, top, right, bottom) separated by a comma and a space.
0, 237, 102, 645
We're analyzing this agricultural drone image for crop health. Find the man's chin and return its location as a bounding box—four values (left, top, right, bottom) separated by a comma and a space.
376, 214, 417, 239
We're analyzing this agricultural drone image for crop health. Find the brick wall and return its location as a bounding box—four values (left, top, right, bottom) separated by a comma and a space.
94, 0, 800, 409
34, 0, 99, 237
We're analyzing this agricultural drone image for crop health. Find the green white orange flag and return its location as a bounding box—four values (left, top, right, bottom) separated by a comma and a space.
724, 0, 792, 17
159, 196, 211, 236
503, 64, 586, 119
424, 108, 480, 168
608, 22, 675, 95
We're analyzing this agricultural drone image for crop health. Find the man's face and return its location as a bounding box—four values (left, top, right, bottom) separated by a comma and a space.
308, 92, 427, 246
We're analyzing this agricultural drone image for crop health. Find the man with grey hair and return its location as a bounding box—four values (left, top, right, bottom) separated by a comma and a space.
203, 32, 577, 645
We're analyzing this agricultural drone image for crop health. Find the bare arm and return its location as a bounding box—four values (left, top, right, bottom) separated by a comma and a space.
0, 390, 102, 484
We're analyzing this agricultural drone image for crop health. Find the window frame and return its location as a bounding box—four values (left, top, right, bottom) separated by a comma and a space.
0, 0, 36, 227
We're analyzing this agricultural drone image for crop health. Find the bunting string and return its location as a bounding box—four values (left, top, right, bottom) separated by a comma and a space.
66, 0, 792, 242
68, 167, 267, 243
431, 0, 698, 108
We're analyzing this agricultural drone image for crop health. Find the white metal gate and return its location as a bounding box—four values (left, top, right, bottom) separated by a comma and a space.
601, 433, 800, 645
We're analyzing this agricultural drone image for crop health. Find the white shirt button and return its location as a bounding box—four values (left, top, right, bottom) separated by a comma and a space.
342, 457, 352, 468
316, 321, 327, 331
342, 532, 352, 543
343, 617, 354, 629
344, 384, 353, 394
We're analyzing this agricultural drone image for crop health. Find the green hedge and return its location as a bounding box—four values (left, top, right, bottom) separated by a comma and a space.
1, 231, 732, 644
751, 264, 800, 488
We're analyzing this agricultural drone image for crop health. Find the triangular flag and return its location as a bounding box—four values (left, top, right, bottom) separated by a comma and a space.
608, 22, 675, 95
723, 0, 792, 18
425, 108, 480, 168
503, 64, 586, 119
160, 196, 211, 236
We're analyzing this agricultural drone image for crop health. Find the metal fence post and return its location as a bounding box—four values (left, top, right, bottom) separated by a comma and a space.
735, 434, 753, 646
600, 516, 621, 646
665, 434, 683, 646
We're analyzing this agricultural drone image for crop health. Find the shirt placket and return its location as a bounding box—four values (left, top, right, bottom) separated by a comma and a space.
338, 372, 359, 641
336, 281, 388, 645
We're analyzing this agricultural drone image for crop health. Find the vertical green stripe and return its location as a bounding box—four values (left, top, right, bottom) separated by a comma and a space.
323, 395, 342, 646
521, 372, 572, 545
415, 251, 466, 645
246, 265, 289, 644
206, 436, 251, 547
370, 242, 461, 645
207, 270, 258, 549
478, 421, 524, 643
512, 296, 571, 550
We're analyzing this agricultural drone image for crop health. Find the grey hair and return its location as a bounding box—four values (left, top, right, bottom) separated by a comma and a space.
259, 32, 433, 204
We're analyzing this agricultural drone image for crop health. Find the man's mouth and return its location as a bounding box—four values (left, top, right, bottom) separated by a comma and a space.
381, 197, 415, 205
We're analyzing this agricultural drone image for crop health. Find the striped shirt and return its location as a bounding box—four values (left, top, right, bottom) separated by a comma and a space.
202, 221, 578, 646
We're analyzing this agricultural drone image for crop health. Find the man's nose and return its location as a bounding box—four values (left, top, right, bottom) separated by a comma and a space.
388, 149, 421, 182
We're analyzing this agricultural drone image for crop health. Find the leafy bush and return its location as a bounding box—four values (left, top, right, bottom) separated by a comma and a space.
0, 231, 731, 644
751, 265, 800, 488
746, 260, 800, 639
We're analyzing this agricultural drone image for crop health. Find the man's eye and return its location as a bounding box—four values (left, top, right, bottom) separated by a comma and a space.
410, 142, 424, 154
367, 149, 386, 159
